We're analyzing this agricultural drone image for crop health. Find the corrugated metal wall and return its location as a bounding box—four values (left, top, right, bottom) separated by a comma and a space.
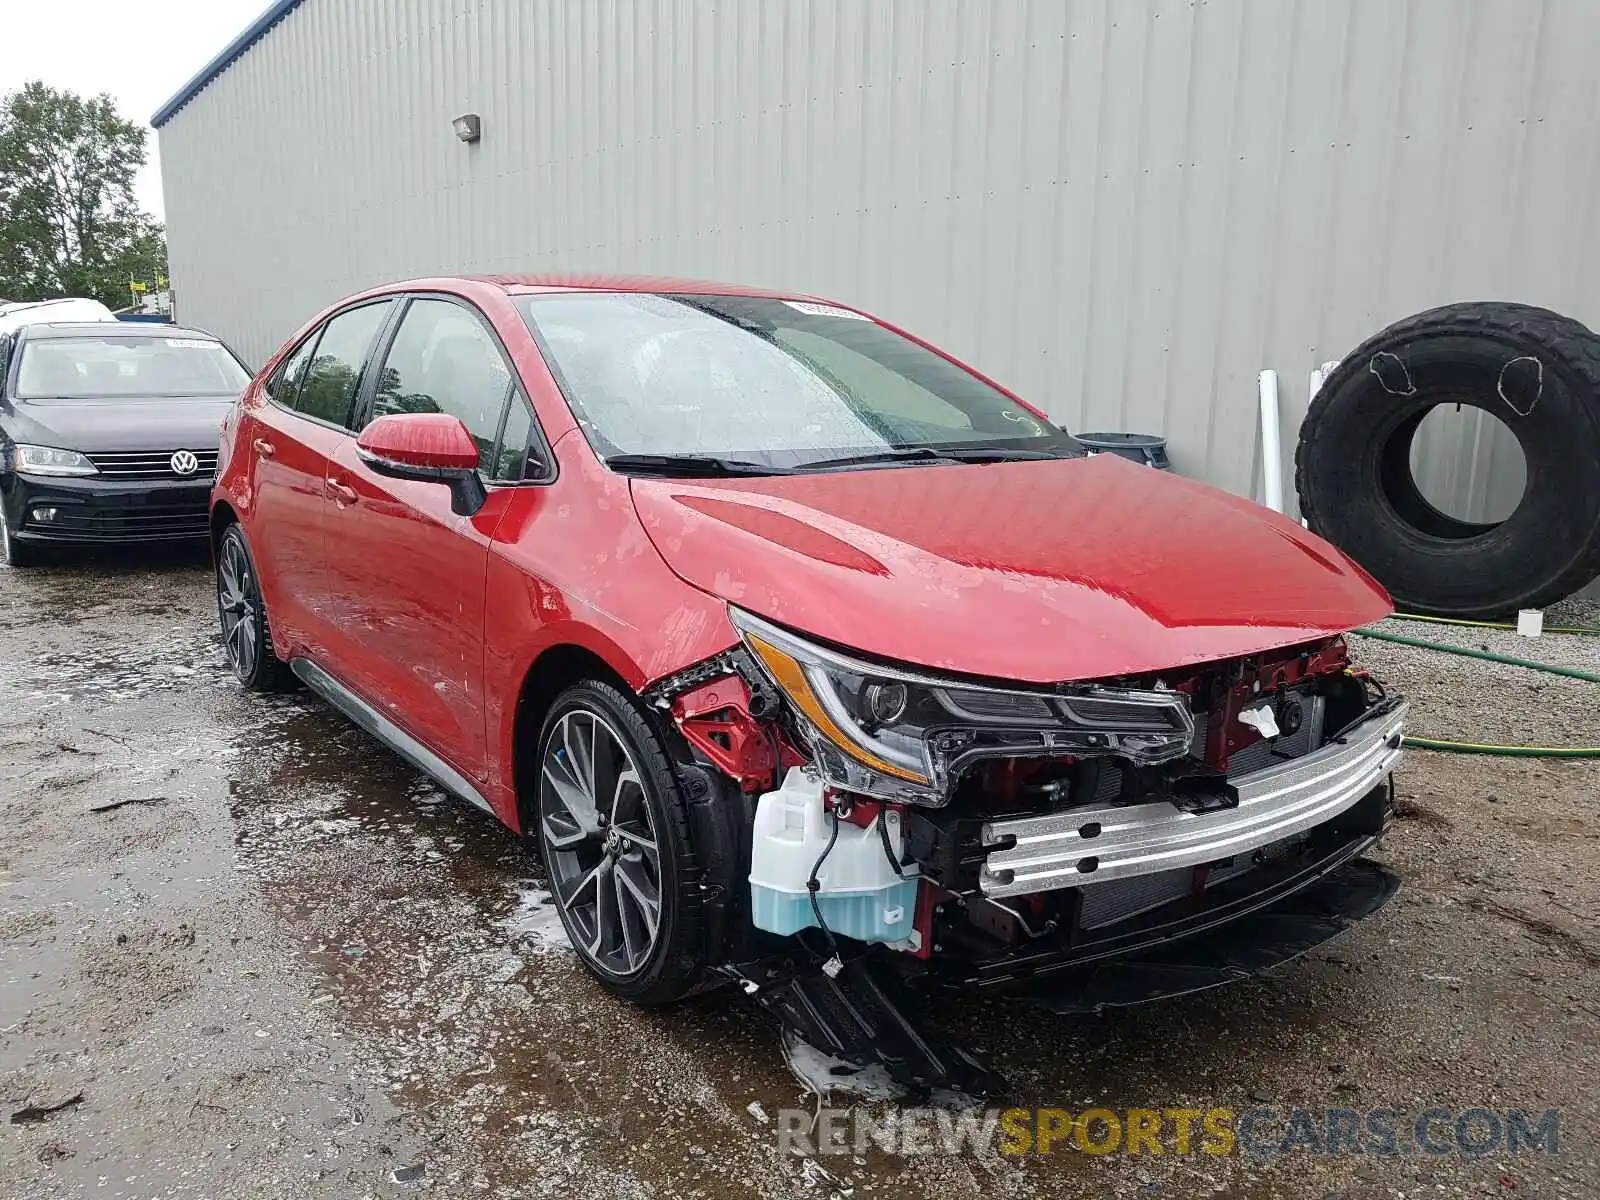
158, 0, 1600, 516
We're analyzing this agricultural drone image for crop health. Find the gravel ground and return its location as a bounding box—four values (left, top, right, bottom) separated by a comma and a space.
1, 552, 1597, 1199
1359, 601, 1600, 750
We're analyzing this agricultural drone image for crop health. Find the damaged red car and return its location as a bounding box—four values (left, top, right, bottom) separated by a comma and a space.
211, 276, 1407, 1091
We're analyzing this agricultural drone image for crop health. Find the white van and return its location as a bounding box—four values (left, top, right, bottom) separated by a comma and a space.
0, 298, 117, 335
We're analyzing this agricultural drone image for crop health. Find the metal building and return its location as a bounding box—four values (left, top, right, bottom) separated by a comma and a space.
154, 0, 1596, 519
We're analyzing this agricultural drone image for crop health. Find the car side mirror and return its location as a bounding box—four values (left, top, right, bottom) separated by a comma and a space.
355, 413, 487, 516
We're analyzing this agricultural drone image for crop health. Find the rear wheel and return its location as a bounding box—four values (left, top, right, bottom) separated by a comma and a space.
216, 523, 297, 692
536, 679, 706, 1005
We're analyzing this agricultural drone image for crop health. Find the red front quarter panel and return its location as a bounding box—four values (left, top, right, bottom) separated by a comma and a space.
479, 431, 738, 826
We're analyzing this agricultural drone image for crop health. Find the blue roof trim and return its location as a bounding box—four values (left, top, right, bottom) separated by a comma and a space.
150, 0, 306, 128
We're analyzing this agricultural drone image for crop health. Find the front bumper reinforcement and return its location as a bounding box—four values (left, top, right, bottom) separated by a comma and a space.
980, 702, 1407, 897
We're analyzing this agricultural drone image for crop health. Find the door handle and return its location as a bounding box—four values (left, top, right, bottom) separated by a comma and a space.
326, 478, 358, 507
252, 438, 276, 458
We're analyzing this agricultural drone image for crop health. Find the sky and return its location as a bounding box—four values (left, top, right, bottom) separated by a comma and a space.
0, 0, 268, 221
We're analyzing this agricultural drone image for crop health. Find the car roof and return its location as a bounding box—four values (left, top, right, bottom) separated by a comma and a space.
18, 322, 220, 341
0, 297, 109, 315
368, 273, 814, 301
495, 274, 799, 298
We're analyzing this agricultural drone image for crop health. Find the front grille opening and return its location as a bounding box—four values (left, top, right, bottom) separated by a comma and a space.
87, 449, 219, 480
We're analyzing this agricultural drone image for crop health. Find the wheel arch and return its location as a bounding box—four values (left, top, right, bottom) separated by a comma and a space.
508, 633, 759, 974
511, 641, 634, 835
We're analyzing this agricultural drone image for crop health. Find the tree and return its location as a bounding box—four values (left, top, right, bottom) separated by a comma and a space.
0, 82, 167, 308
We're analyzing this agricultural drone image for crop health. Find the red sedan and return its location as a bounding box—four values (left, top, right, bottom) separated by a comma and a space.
212, 276, 1406, 1090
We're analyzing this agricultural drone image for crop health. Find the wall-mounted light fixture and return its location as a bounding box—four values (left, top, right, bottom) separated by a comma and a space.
452, 113, 482, 143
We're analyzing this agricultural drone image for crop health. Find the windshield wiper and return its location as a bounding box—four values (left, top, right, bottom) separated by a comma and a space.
603, 453, 790, 477
934, 446, 1079, 462
804, 445, 1077, 471
606, 446, 1075, 477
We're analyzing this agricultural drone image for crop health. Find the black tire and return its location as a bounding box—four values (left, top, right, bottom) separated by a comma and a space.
215, 523, 298, 692
535, 679, 707, 1006
1296, 301, 1600, 618
0, 501, 40, 568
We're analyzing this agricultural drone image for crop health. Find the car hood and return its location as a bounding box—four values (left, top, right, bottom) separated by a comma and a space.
629, 454, 1392, 683
4, 395, 235, 453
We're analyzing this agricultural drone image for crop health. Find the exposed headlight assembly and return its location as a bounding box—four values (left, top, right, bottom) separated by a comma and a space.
13, 444, 98, 477
730, 608, 1195, 806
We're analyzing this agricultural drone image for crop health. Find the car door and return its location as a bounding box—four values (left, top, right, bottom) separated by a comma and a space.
323, 295, 541, 783
245, 300, 394, 658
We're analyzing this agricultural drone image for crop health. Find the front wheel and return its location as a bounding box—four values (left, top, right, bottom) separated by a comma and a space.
536, 679, 707, 1005
0, 501, 39, 568
216, 523, 297, 692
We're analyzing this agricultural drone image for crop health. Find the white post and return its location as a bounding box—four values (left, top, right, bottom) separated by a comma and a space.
1257, 370, 1284, 513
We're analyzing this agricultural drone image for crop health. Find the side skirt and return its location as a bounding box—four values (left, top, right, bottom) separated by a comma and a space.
290, 657, 496, 817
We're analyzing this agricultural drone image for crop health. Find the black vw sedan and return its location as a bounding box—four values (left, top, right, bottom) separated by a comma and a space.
0, 322, 250, 566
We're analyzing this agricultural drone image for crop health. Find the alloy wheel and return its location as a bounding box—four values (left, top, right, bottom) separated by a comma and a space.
217, 534, 261, 679
539, 708, 664, 977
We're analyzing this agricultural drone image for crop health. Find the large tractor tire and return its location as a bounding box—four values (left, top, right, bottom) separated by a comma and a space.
1295, 301, 1600, 618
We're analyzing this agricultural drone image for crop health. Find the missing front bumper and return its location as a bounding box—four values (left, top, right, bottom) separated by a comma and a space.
728, 846, 1399, 1096
979, 702, 1407, 898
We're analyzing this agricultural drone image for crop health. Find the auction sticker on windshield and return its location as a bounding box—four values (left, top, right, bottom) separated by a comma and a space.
785, 301, 869, 320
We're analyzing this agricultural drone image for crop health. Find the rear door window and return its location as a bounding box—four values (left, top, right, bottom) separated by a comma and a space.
370, 298, 513, 470
294, 302, 392, 428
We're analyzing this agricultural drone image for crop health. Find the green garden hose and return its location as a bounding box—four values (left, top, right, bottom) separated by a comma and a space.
1353, 628, 1600, 685
1389, 737, 1600, 758
1348, 620, 1600, 758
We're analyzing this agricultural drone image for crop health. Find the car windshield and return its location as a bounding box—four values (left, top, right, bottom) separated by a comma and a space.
517, 292, 1079, 471
15, 335, 250, 399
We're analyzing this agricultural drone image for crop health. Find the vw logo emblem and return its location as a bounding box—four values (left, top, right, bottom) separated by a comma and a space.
170, 450, 200, 476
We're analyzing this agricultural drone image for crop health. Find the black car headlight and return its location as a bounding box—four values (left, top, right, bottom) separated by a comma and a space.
13, 444, 98, 477
729, 607, 1195, 805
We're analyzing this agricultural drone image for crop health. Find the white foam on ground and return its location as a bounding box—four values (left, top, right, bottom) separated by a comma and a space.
502, 887, 573, 952
780, 1029, 905, 1101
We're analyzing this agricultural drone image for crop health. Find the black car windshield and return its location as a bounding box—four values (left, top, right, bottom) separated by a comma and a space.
15, 335, 250, 399
517, 293, 1079, 471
